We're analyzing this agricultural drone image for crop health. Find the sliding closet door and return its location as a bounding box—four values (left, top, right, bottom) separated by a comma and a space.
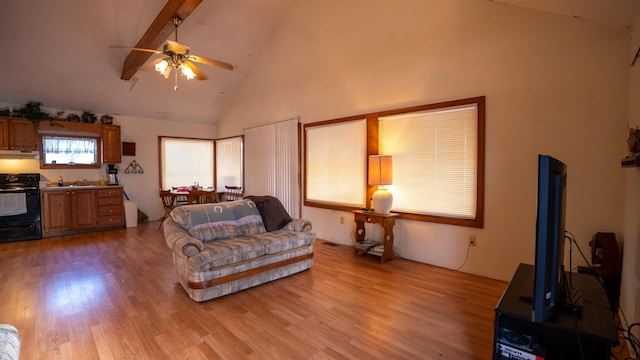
244, 118, 300, 217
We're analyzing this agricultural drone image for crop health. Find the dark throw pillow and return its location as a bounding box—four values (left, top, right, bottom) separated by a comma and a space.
245, 195, 292, 231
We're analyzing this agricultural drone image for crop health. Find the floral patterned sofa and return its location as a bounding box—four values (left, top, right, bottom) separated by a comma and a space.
163, 196, 315, 302
0, 324, 19, 360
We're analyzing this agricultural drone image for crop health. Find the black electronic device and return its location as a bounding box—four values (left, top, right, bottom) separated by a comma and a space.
107, 164, 119, 185
532, 154, 582, 322
532, 154, 565, 322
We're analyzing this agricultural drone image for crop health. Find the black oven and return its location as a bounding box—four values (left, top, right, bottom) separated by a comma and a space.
0, 173, 42, 243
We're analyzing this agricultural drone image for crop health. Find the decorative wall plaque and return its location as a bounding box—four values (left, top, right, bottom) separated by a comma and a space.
122, 141, 136, 156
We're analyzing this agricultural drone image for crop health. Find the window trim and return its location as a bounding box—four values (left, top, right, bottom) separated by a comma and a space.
158, 136, 215, 190
303, 96, 485, 228
303, 115, 371, 212
39, 134, 101, 169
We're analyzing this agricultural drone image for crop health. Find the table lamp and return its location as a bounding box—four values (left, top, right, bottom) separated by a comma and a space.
369, 155, 393, 214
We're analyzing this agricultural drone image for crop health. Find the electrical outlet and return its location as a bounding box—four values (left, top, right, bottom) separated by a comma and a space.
340, 216, 345, 224
469, 235, 476, 246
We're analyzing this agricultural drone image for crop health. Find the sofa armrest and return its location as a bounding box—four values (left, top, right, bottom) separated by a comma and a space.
281, 218, 313, 232
163, 217, 204, 257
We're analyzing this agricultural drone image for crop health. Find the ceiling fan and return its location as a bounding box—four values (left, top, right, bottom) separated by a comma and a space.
111, 17, 234, 90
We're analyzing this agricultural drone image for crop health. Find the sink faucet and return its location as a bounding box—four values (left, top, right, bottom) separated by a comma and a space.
72, 179, 88, 186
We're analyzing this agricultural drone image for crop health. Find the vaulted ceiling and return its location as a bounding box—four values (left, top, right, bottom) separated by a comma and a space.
0, 0, 638, 125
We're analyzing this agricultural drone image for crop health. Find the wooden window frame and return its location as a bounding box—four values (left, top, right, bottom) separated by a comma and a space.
158, 136, 215, 190
39, 134, 101, 170
303, 96, 485, 228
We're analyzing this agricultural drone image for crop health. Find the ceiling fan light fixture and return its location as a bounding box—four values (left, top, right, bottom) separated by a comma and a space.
180, 65, 196, 80
155, 59, 170, 77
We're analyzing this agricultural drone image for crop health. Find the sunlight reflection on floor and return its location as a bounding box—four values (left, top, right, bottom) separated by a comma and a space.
46, 271, 107, 315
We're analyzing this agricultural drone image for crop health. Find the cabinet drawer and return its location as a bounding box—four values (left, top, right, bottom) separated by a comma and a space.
98, 196, 123, 206
97, 214, 124, 227
98, 205, 123, 216
97, 188, 122, 198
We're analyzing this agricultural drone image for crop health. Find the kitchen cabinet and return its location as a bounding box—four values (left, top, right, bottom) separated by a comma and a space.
101, 125, 121, 164
0, 117, 37, 150
96, 188, 124, 228
70, 189, 97, 229
42, 189, 96, 235
41, 190, 69, 233
41, 186, 122, 237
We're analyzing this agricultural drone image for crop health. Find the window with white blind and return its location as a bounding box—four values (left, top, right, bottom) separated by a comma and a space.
305, 119, 367, 208
159, 137, 214, 190
380, 104, 478, 219
303, 97, 484, 227
215, 136, 243, 192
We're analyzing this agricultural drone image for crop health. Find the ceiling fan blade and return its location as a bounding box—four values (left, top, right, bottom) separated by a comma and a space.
109, 45, 163, 54
184, 61, 208, 80
188, 55, 234, 71
165, 40, 190, 55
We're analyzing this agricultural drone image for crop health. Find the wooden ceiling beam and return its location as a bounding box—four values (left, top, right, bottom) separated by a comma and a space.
120, 0, 203, 80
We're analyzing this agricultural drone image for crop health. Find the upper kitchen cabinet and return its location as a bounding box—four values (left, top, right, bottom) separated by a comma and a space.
0, 117, 37, 150
101, 124, 121, 164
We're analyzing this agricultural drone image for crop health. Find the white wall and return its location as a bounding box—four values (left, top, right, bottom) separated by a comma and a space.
217, 0, 629, 281
0, 111, 216, 221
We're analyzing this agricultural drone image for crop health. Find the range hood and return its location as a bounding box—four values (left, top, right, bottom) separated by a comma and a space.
0, 150, 40, 160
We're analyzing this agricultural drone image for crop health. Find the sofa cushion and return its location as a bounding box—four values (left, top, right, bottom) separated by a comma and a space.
189, 236, 268, 271
170, 200, 265, 242
187, 230, 315, 271
244, 195, 292, 232
252, 230, 316, 254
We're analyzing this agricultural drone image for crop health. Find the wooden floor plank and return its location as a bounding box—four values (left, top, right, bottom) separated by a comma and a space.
0, 221, 515, 359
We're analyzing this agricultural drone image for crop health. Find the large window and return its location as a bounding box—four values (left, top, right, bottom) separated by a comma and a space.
305, 119, 367, 208
41, 135, 99, 169
380, 104, 479, 221
159, 136, 214, 190
304, 97, 485, 227
215, 136, 243, 192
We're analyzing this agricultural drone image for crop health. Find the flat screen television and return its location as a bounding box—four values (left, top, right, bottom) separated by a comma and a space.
532, 154, 568, 322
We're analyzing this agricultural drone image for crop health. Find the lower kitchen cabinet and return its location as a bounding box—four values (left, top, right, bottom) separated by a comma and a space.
96, 188, 124, 228
41, 186, 123, 237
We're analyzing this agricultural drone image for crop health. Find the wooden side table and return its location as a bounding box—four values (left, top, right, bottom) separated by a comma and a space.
353, 210, 398, 263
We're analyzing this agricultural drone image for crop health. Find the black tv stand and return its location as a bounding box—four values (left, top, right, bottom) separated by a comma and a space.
493, 264, 618, 360
517, 292, 584, 317
559, 290, 583, 316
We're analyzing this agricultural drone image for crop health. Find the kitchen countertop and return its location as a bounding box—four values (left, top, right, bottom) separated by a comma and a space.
41, 185, 123, 191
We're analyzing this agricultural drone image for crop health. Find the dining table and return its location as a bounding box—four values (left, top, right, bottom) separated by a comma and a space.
170, 189, 219, 205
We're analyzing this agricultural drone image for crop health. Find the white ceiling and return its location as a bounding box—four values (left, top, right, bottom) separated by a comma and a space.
0, 0, 638, 125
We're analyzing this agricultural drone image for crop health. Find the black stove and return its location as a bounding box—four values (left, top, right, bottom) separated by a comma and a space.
0, 173, 42, 242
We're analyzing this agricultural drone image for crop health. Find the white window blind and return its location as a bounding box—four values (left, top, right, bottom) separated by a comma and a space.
244, 118, 299, 217
160, 137, 214, 189
306, 119, 367, 207
215, 137, 243, 192
380, 105, 477, 219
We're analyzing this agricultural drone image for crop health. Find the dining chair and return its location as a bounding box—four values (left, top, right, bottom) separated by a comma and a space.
159, 190, 177, 229
224, 186, 243, 201
187, 190, 211, 205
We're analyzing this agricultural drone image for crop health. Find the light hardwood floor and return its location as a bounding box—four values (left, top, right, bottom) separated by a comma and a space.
0, 221, 511, 359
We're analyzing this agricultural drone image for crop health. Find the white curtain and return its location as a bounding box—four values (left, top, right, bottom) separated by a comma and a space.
244, 118, 300, 217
